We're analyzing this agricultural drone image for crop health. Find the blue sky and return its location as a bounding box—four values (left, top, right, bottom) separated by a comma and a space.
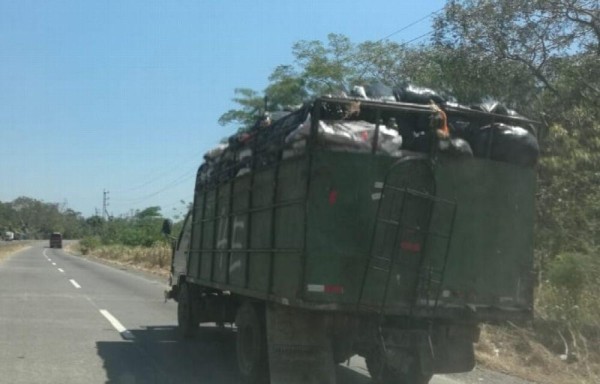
0, 0, 445, 218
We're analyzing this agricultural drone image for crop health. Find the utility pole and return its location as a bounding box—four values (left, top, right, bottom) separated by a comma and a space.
103, 190, 110, 220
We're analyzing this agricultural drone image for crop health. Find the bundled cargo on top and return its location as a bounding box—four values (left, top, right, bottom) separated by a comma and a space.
198, 82, 539, 188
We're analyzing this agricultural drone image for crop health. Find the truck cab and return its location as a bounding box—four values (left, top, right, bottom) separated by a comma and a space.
166, 211, 193, 299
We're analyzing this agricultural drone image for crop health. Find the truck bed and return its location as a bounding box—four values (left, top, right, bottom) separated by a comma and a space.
185, 148, 534, 322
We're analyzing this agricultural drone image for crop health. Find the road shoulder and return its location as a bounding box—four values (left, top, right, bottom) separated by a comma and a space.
0, 241, 32, 263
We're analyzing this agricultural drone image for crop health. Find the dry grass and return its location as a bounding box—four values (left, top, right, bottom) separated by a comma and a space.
475, 253, 600, 384
0, 242, 30, 262
476, 322, 600, 384
67, 242, 171, 277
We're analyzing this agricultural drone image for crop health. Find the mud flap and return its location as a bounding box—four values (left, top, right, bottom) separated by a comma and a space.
430, 336, 475, 373
427, 325, 477, 374
266, 304, 336, 384
381, 329, 435, 378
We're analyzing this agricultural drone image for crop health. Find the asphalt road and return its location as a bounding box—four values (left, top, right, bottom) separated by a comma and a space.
0, 243, 531, 384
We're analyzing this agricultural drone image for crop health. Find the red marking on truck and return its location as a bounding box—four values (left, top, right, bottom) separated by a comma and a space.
401, 241, 421, 252
307, 284, 344, 294
324, 285, 344, 294
328, 190, 338, 205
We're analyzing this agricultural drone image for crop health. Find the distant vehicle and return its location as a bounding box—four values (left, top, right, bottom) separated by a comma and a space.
165, 96, 538, 384
49, 232, 63, 248
3, 231, 14, 241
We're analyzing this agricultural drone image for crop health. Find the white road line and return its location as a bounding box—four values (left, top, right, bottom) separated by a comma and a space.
52, 262, 56, 266
42, 249, 48, 258
69, 279, 81, 289
48, 258, 52, 262
58, 268, 65, 273
99, 310, 134, 340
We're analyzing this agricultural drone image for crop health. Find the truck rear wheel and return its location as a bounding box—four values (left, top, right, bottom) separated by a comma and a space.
366, 347, 432, 384
177, 283, 197, 338
235, 302, 268, 384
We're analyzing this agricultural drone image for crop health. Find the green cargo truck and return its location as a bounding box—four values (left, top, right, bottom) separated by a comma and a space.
165, 96, 537, 384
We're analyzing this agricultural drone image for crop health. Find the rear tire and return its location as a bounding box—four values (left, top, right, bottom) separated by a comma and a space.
177, 283, 197, 338
235, 302, 269, 384
366, 347, 432, 384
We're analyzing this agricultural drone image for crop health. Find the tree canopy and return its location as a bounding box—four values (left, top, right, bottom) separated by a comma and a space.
0, 197, 87, 239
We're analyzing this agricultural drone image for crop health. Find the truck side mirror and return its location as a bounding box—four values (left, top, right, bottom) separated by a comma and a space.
161, 219, 173, 236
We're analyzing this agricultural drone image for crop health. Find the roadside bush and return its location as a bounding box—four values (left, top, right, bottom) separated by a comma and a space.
538, 252, 600, 326
547, 253, 586, 302
79, 236, 102, 255
532, 249, 600, 382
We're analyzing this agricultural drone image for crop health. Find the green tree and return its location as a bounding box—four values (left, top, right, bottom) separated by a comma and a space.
218, 31, 546, 131
218, 88, 265, 128
218, 34, 363, 130
433, 0, 600, 266
135, 206, 162, 219
433, 0, 599, 99
0, 196, 88, 239
264, 65, 307, 109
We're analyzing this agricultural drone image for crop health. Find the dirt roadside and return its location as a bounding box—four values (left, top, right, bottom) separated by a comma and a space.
0, 241, 31, 262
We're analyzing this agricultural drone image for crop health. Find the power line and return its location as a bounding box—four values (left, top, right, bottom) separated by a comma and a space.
376, 8, 443, 42
133, 171, 195, 201
160, 199, 189, 210
111, 166, 197, 205
404, 30, 435, 45
355, 10, 442, 81
111, 150, 204, 194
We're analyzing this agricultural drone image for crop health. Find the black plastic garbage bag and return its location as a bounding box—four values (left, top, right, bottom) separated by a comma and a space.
472, 102, 523, 119
365, 82, 395, 101
439, 138, 473, 157
351, 85, 368, 99
471, 123, 539, 167
393, 85, 445, 104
